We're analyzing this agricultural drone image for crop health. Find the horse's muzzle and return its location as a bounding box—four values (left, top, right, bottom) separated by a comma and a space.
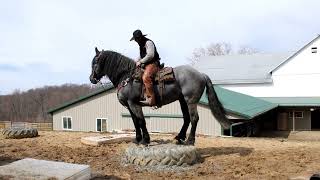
89, 75, 98, 84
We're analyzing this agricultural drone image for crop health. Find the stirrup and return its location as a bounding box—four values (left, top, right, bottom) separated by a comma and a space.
151, 106, 159, 110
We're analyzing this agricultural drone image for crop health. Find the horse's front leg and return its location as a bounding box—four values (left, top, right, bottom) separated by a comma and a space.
128, 101, 150, 145
128, 108, 142, 144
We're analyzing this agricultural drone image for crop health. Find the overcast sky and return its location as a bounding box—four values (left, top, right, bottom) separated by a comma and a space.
1, 0, 320, 95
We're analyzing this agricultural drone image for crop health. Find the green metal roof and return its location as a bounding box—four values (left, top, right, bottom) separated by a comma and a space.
48, 84, 277, 119
47, 84, 114, 114
260, 97, 320, 107
200, 86, 278, 119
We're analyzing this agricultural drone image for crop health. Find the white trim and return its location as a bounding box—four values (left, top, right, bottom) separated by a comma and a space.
96, 118, 108, 132
62, 116, 73, 130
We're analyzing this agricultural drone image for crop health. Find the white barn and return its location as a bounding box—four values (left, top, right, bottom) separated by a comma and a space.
195, 35, 320, 131
49, 35, 320, 136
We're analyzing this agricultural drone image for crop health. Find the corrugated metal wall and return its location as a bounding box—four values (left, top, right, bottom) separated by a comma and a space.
53, 91, 222, 136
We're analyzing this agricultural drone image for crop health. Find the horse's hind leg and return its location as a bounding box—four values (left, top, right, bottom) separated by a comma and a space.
175, 97, 190, 144
186, 103, 199, 145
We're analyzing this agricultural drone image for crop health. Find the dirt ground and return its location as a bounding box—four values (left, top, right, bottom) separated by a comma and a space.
1, 131, 320, 180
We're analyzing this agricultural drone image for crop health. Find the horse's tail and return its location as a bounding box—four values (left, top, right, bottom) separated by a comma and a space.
204, 74, 231, 129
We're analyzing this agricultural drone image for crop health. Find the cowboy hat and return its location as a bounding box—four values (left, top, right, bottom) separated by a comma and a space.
130, 29, 147, 41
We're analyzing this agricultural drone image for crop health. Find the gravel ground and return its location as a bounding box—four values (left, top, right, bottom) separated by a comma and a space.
1, 131, 320, 179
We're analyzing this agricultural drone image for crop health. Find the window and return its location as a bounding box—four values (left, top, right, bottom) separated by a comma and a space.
295, 111, 304, 118
62, 117, 72, 130
289, 111, 304, 119
311, 47, 317, 53
96, 118, 107, 132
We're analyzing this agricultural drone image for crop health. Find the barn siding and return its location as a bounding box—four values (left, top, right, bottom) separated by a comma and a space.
53, 91, 223, 136
53, 90, 128, 132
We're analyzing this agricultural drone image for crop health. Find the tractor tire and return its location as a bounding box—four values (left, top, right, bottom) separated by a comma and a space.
1, 128, 38, 139
125, 144, 199, 167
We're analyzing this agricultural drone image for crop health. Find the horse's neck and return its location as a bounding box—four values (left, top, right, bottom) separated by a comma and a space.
108, 72, 129, 87
103, 53, 135, 86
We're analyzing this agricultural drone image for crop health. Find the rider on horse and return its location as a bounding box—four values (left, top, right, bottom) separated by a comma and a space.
130, 29, 161, 106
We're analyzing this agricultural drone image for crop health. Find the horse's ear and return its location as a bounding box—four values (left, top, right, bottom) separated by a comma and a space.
95, 47, 100, 55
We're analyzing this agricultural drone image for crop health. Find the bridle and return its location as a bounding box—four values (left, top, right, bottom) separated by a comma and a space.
92, 50, 105, 83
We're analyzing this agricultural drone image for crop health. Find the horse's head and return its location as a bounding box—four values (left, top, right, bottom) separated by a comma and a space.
90, 47, 104, 84
90, 48, 136, 86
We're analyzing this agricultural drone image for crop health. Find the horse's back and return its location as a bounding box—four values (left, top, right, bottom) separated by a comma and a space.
173, 65, 206, 83
173, 65, 206, 102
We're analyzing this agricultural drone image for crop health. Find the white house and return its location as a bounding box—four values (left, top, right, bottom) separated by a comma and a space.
195, 35, 320, 131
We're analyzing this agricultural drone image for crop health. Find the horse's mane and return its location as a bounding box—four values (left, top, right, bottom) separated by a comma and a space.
99, 50, 136, 87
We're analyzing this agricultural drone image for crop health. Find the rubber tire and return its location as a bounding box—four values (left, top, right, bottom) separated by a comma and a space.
125, 144, 199, 167
2, 128, 38, 139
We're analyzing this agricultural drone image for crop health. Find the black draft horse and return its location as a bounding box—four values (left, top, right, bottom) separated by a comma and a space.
90, 48, 230, 145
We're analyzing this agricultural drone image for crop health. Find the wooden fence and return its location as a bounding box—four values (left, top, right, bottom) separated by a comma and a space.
0, 121, 12, 130
0, 121, 53, 131
29, 123, 52, 131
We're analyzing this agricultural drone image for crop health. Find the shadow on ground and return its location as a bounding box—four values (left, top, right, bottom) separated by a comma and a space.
0, 156, 19, 166
91, 174, 125, 180
258, 131, 291, 138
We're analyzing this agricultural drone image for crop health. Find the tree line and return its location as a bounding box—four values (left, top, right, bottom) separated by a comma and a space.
0, 84, 99, 122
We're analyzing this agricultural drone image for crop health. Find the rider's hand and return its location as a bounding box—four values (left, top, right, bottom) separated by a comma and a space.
136, 61, 141, 67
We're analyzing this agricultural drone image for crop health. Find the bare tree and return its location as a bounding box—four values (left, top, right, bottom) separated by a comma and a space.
29, 88, 49, 122
237, 45, 259, 54
189, 42, 258, 64
10, 90, 24, 122
206, 42, 232, 56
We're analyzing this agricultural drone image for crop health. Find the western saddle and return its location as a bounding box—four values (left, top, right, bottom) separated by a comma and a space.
133, 65, 175, 107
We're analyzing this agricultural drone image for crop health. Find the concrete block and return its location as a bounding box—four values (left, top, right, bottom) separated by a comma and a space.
81, 134, 135, 146
0, 158, 90, 180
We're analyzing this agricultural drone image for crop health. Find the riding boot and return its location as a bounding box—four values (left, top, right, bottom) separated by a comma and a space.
140, 81, 156, 106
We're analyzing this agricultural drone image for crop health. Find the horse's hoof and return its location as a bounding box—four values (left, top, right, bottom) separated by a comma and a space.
133, 139, 140, 145
185, 139, 195, 146
133, 137, 143, 145
173, 138, 185, 145
141, 138, 150, 145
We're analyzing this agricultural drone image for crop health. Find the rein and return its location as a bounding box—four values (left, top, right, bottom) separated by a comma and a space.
117, 78, 130, 92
